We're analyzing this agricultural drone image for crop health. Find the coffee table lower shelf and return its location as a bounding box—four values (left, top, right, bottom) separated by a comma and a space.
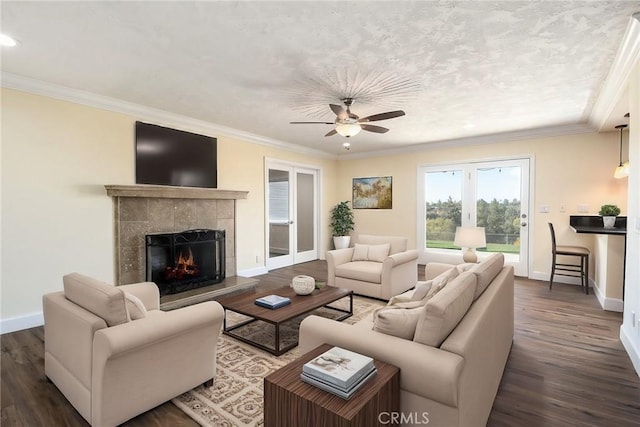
264, 343, 400, 427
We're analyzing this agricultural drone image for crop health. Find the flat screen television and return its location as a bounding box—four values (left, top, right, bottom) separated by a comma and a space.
135, 121, 217, 188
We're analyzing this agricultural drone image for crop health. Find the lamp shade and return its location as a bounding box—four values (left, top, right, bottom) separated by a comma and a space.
454, 227, 487, 248
614, 161, 629, 179
335, 123, 362, 137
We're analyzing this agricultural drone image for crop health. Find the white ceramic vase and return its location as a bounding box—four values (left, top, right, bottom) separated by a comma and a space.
602, 216, 616, 229
333, 236, 351, 250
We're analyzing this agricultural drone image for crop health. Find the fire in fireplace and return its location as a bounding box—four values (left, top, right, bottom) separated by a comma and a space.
145, 229, 225, 296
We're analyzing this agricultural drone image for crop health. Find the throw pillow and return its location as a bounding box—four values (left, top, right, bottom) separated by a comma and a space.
367, 243, 391, 262
124, 292, 148, 320
411, 280, 433, 301
413, 272, 476, 347
352, 243, 369, 261
373, 306, 423, 340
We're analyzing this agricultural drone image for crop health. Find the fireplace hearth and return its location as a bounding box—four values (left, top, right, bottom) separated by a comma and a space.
146, 229, 225, 296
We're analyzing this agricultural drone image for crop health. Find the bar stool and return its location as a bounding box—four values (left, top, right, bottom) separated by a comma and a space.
548, 223, 590, 294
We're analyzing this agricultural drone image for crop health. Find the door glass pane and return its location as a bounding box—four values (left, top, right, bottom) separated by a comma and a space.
476, 166, 521, 254
268, 169, 290, 258
296, 172, 314, 252
425, 170, 462, 249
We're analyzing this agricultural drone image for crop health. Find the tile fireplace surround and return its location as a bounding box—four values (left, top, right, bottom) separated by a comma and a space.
105, 185, 248, 286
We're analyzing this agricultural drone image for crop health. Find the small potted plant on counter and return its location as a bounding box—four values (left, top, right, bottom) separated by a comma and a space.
599, 204, 621, 229
330, 201, 355, 249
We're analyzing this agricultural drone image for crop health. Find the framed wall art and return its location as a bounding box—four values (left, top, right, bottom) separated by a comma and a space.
352, 176, 392, 209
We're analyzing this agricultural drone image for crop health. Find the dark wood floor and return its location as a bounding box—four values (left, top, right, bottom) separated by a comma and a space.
2, 260, 639, 426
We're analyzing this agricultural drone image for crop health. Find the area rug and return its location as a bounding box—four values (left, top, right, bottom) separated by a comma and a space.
171, 295, 385, 426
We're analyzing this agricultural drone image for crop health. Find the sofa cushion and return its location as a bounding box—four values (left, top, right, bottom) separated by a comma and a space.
352, 243, 370, 261
356, 234, 407, 255
469, 253, 504, 300
335, 261, 383, 283
124, 292, 148, 320
372, 306, 423, 339
63, 273, 128, 327
368, 243, 391, 262
413, 272, 477, 347
351, 243, 390, 262
411, 280, 433, 301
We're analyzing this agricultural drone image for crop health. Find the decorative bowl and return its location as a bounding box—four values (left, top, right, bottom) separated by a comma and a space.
291, 275, 315, 295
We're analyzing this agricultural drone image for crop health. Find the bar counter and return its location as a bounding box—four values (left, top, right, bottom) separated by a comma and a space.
569, 215, 626, 310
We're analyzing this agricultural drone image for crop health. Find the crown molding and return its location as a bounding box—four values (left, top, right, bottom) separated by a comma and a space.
590, 13, 640, 131
0, 72, 337, 160
338, 122, 596, 160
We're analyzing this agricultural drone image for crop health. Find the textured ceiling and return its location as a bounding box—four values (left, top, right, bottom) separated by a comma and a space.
1, 1, 638, 155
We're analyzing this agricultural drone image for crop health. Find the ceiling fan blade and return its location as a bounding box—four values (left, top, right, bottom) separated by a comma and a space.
330, 104, 348, 120
290, 121, 334, 124
359, 110, 405, 123
324, 129, 338, 137
361, 124, 389, 134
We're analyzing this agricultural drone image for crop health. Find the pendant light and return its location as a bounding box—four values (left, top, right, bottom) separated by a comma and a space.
614, 124, 629, 179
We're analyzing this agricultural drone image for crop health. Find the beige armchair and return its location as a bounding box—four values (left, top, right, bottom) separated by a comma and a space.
43, 273, 224, 427
326, 234, 418, 299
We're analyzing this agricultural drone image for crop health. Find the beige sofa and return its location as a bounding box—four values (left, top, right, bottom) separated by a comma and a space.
327, 234, 419, 299
300, 254, 514, 427
43, 273, 224, 427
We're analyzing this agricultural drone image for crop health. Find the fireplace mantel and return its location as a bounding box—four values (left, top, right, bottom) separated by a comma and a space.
105, 184, 248, 200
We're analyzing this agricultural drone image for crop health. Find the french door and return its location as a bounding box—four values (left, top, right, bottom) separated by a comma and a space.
266, 160, 319, 270
418, 158, 531, 276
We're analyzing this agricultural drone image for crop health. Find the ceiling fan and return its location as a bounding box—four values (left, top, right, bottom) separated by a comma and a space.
290, 98, 405, 139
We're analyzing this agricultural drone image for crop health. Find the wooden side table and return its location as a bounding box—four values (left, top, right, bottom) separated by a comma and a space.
264, 344, 400, 427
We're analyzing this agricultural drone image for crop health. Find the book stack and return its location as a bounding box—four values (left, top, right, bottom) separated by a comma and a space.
254, 294, 291, 309
301, 346, 376, 400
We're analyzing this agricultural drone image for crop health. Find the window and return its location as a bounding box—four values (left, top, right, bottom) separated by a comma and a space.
418, 158, 530, 275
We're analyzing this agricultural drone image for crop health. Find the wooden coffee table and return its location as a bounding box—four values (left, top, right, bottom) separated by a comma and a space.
217, 286, 353, 355
264, 343, 400, 426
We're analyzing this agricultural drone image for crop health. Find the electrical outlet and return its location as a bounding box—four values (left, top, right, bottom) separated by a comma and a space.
256, 255, 260, 263
539, 204, 550, 213
578, 204, 590, 213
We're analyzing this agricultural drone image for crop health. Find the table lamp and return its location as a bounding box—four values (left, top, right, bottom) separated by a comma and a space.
454, 227, 487, 263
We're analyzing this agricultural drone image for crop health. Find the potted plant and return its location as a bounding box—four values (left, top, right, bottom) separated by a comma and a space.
599, 204, 621, 229
330, 201, 355, 249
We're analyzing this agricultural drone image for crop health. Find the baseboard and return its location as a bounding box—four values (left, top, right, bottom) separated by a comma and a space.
620, 325, 640, 378
1, 312, 44, 334
592, 283, 624, 312
530, 271, 588, 287
237, 266, 268, 277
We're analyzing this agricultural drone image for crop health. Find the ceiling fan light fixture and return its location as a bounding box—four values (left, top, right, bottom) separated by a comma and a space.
335, 122, 361, 138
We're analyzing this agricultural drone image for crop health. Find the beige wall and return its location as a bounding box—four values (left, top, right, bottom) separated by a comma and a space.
0, 88, 337, 323
336, 132, 628, 282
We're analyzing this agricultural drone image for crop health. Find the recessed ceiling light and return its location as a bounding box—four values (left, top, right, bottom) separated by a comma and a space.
0, 34, 18, 47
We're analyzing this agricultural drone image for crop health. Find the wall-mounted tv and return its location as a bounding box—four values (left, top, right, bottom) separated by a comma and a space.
135, 121, 217, 189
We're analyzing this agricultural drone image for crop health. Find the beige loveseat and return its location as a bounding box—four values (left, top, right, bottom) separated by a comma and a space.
326, 234, 419, 299
300, 253, 514, 427
43, 273, 224, 427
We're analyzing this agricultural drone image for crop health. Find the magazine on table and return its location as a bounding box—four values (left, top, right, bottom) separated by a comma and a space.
254, 294, 291, 309
302, 346, 375, 389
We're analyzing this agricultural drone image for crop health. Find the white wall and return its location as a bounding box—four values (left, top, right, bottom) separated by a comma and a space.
0, 88, 338, 332
621, 59, 640, 377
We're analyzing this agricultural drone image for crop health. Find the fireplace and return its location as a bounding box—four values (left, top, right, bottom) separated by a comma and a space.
146, 229, 225, 296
